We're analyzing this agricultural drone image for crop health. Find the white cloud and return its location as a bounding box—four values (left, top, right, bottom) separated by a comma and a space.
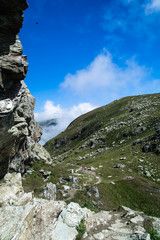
35, 101, 97, 145
35, 50, 160, 145
145, 0, 160, 14
61, 51, 118, 92
35, 100, 63, 122
61, 50, 159, 102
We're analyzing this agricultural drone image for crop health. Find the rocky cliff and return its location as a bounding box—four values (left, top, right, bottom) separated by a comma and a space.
0, 0, 50, 179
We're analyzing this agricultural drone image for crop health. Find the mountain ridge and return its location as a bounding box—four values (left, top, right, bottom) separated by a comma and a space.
41, 92, 160, 217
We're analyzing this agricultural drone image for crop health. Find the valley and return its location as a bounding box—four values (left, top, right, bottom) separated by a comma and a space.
23, 93, 160, 217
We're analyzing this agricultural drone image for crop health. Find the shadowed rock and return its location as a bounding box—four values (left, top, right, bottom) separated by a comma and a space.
0, 0, 50, 179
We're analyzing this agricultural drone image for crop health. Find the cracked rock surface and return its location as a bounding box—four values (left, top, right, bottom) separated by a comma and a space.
0, 173, 160, 240
0, 0, 50, 178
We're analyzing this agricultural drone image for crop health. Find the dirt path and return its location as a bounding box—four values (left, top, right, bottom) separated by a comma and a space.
65, 167, 102, 201
75, 167, 102, 185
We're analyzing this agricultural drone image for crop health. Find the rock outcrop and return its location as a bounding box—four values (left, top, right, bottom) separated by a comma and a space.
0, 173, 160, 240
0, 0, 50, 179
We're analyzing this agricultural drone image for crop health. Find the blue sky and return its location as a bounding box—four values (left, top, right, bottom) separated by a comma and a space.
20, 0, 160, 143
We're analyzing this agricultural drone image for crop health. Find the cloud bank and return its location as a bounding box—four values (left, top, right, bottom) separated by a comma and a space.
36, 50, 159, 145
145, 0, 160, 14
35, 101, 97, 145
61, 51, 159, 102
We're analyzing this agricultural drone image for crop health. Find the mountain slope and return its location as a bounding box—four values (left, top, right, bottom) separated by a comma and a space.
45, 93, 160, 157
24, 93, 160, 217
39, 119, 57, 127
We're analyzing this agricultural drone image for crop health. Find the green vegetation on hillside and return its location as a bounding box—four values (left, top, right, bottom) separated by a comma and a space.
23, 93, 160, 217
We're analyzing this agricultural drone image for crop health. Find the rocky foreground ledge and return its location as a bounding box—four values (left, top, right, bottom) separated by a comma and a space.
0, 173, 159, 240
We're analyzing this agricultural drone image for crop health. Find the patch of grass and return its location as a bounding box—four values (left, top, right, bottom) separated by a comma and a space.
22, 159, 58, 196
76, 218, 86, 240
80, 199, 98, 212
0, 178, 6, 184
22, 173, 44, 196
71, 190, 99, 212
149, 228, 160, 240
97, 179, 160, 217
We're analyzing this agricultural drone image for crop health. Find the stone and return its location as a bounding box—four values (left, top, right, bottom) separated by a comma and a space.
145, 171, 151, 177
93, 232, 105, 239
138, 166, 143, 171
51, 202, 87, 240
43, 182, 56, 200
63, 185, 71, 191
43, 171, 51, 178
87, 191, 92, 197
133, 139, 141, 145
143, 144, 151, 153
110, 181, 116, 184
0, 0, 51, 178
152, 218, 160, 235
139, 159, 144, 162
133, 233, 151, 240
73, 177, 78, 184
120, 164, 126, 169
120, 157, 126, 160
123, 176, 134, 180
70, 169, 74, 174
26, 169, 34, 175
0, 173, 33, 206
134, 225, 146, 234
130, 215, 144, 224
91, 186, 100, 198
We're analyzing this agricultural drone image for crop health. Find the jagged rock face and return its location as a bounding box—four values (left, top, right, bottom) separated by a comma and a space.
0, 0, 28, 89
0, 0, 51, 179
0, 0, 28, 56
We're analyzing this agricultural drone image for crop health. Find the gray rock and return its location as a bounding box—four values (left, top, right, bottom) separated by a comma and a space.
132, 233, 150, 240
63, 185, 71, 191
26, 169, 34, 175
138, 166, 143, 171
0, 0, 51, 178
110, 181, 116, 185
144, 171, 151, 177
139, 159, 144, 162
91, 186, 100, 198
143, 144, 151, 153
120, 164, 126, 169
73, 177, 78, 184
133, 139, 142, 145
120, 157, 126, 160
43, 171, 51, 178
88, 166, 96, 171
87, 191, 92, 197
43, 182, 56, 200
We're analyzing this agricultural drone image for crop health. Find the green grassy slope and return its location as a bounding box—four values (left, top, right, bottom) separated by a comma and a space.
23, 93, 160, 217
